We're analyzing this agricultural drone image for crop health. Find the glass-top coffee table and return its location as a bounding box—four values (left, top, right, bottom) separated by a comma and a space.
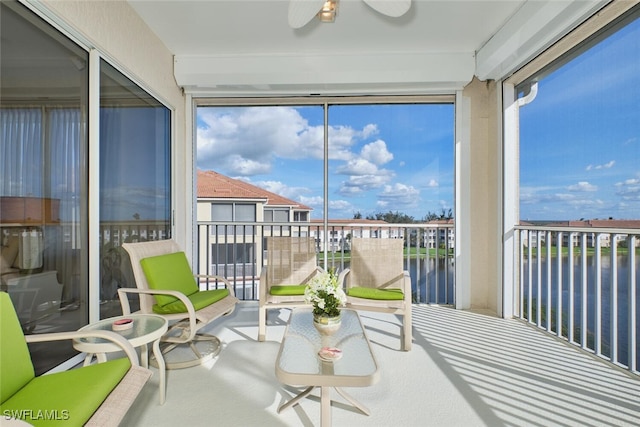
275, 308, 380, 427
73, 314, 168, 404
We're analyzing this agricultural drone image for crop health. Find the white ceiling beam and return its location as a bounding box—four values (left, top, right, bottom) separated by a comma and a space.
174, 51, 475, 96
475, 0, 611, 81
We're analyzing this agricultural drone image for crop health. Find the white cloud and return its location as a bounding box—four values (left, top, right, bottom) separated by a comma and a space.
299, 195, 324, 207
338, 173, 394, 196
197, 106, 375, 176
335, 158, 379, 175
227, 155, 271, 175
615, 177, 640, 201
361, 124, 378, 139
377, 183, 420, 207
567, 181, 597, 192
329, 200, 353, 211
586, 160, 615, 171
615, 178, 640, 187
253, 180, 311, 201
360, 140, 393, 165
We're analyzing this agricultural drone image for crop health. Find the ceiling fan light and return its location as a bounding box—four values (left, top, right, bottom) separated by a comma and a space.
317, 0, 337, 23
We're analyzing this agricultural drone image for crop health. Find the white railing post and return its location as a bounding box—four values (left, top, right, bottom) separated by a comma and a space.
595, 233, 602, 356
581, 232, 588, 350
556, 231, 563, 338
528, 230, 533, 323
546, 230, 552, 332
629, 235, 637, 373
568, 232, 575, 344
610, 234, 618, 364
515, 224, 638, 375
519, 229, 525, 319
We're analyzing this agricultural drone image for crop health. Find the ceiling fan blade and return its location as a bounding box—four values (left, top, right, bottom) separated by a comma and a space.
288, 0, 326, 29
363, 0, 411, 18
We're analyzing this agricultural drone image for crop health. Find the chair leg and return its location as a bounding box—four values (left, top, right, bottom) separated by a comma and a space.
150, 333, 221, 369
258, 306, 266, 342
402, 312, 412, 351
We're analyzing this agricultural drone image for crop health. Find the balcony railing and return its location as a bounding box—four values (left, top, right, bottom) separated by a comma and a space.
195, 221, 455, 305
516, 224, 639, 375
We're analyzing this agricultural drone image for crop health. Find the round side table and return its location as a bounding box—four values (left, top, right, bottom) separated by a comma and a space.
73, 314, 168, 404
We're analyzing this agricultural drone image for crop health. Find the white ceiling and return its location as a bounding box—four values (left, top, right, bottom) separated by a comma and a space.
127, 0, 610, 97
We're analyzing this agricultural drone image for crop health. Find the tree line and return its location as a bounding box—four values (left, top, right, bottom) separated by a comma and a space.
352, 208, 453, 223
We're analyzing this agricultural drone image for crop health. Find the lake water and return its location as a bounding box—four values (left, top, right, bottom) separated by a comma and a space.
339, 253, 638, 367
523, 254, 639, 368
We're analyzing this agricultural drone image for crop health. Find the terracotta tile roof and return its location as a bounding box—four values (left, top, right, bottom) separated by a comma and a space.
577, 219, 640, 228
197, 170, 311, 210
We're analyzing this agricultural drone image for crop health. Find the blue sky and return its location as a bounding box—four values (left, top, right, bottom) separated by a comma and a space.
519, 14, 640, 221
197, 104, 454, 220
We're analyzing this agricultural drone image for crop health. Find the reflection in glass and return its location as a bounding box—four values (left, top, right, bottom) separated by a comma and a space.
0, 0, 89, 374
99, 60, 171, 319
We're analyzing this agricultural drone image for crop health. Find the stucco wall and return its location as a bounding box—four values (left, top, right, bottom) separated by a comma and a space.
38, 0, 190, 250
463, 77, 501, 313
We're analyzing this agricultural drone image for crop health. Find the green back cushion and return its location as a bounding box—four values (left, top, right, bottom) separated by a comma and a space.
152, 288, 230, 315
348, 287, 404, 300
0, 358, 130, 426
269, 285, 307, 296
141, 252, 199, 307
0, 292, 35, 403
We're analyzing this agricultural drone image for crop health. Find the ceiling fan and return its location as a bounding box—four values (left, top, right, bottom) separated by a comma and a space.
288, 0, 411, 29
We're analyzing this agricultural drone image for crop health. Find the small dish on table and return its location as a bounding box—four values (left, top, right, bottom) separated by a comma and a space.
318, 347, 342, 362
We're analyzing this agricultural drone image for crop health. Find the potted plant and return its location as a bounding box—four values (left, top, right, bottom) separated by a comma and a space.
304, 269, 347, 335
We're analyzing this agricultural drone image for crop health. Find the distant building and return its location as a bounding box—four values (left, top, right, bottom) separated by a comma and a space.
309, 219, 394, 252
520, 219, 640, 248
423, 219, 455, 249
196, 170, 312, 277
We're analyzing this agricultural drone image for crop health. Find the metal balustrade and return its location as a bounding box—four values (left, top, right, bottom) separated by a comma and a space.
516, 225, 639, 374
195, 221, 455, 305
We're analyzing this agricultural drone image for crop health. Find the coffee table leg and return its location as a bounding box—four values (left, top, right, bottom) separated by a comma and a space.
335, 387, 370, 415
277, 386, 314, 413
320, 386, 331, 427
152, 338, 166, 405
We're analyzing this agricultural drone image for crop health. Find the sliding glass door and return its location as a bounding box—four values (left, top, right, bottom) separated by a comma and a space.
99, 60, 172, 319
0, 0, 172, 373
1, 0, 89, 373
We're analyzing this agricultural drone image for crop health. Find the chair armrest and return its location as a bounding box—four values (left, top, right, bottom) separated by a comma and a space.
259, 267, 268, 301
194, 274, 236, 297
117, 288, 198, 339
402, 270, 412, 301
314, 266, 327, 275
117, 287, 196, 318
337, 268, 351, 288
25, 329, 141, 366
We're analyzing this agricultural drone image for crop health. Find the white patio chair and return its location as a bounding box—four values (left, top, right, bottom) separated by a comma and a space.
119, 239, 238, 369
338, 238, 413, 351
258, 236, 324, 341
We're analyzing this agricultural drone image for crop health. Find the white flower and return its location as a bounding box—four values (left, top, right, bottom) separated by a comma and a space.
304, 271, 346, 316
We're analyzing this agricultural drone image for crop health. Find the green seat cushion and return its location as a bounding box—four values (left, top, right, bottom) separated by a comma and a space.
0, 292, 35, 403
152, 288, 230, 315
0, 358, 131, 427
141, 252, 199, 307
348, 287, 404, 300
269, 285, 307, 296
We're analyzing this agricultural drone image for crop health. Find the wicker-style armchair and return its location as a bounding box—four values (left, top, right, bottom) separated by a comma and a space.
339, 238, 412, 351
258, 236, 324, 341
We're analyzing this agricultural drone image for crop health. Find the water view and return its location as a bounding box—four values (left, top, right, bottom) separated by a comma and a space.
523, 253, 640, 368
